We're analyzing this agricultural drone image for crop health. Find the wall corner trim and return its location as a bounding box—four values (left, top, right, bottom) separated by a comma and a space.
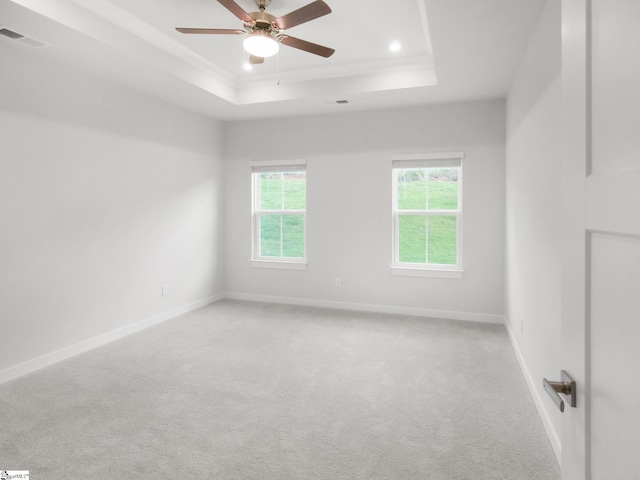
504, 317, 562, 462
0, 293, 224, 385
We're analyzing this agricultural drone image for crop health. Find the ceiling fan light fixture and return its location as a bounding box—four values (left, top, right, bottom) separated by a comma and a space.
243, 31, 279, 58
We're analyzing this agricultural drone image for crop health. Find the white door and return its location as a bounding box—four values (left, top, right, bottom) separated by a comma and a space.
561, 0, 640, 479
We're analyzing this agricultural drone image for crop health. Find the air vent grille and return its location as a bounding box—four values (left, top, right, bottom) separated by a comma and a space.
0, 26, 49, 48
324, 99, 350, 106
0, 28, 23, 39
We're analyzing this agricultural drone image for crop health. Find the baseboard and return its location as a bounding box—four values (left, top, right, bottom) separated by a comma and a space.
504, 317, 561, 462
223, 292, 504, 324
0, 291, 503, 385
0, 293, 224, 385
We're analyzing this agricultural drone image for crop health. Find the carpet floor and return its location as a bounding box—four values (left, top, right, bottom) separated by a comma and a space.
0, 300, 560, 479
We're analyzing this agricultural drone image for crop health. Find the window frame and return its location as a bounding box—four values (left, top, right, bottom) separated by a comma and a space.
250, 159, 307, 269
391, 152, 464, 278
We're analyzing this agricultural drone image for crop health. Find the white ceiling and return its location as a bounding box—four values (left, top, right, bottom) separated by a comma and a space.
0, 0, 547, 120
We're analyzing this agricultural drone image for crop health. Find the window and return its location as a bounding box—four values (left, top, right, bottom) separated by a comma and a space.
251, 160, 306, 269
391, 152, 463, 278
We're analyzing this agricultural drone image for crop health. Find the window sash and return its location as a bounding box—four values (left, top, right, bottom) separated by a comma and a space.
392, 212, 461, 267
393, 166, 462, 213
254, 212, 306, 260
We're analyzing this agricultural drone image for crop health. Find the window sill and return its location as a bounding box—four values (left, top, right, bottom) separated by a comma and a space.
251, 259, 307, 270
391, 266, 464, 279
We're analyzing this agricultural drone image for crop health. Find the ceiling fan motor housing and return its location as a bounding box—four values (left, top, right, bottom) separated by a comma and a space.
246, 11, 279, 35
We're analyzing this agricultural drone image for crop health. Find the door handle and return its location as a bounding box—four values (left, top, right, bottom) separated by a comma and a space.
542, 370, 576, 412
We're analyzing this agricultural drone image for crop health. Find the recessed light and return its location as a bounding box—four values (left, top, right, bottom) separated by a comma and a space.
389, 41, 401, 52
243, 63, 253, 71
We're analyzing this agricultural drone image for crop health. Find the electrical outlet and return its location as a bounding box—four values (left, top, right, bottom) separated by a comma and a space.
162, 285, 169, 297
335, 277, 342, 288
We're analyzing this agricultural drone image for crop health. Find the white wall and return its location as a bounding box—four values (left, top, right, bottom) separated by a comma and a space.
224, 101, 505, 320
504, 0, 562, 458
0, 46, 225, 376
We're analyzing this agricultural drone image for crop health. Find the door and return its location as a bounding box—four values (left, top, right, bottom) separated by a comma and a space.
561, 0, 640, 479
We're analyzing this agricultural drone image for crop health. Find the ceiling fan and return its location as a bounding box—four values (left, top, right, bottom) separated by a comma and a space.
176, 0, 335, 65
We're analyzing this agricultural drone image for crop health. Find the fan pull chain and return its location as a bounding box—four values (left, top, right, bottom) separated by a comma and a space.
276, 50, 280, 86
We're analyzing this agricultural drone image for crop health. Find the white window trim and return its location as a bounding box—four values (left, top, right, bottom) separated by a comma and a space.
391, 266, 463, 279
250, 159, 306, 169
391, 152, 464, 277
251, 160, 307, 269
250, 259, 307, 270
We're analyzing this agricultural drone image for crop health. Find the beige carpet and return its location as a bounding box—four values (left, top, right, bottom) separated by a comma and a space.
0, 300, 559, 479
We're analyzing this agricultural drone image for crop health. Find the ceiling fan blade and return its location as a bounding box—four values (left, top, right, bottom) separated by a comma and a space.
274, 0, 331, 30
176, 28, 245, 35
249, 55, 264, 64
279, 35, 335, 57
217, 0, 254, 24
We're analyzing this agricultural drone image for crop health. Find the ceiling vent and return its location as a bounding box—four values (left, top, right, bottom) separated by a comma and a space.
324, 99, 350, 106
0, 27, 23, 39
0, 26, 49, 48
